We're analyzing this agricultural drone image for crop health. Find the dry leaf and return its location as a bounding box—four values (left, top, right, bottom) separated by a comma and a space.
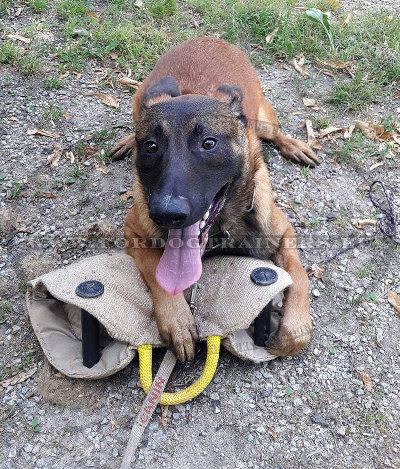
342, 12, 352, 25
361, 373, 374, 393
120, 190, 135, 201
134, 0, 143, 7
95, 164, 109, 175
388, 291, 400, 314
309, 263, 324, 279
161, 405, 169, 427
312, 141, 323, 150
321, 69, 335, 77
16, 6, 23, 16
369, 161, 384, 171
1, 367, 37, 388
392, 134, 400, 145
351, 219, 377, 229
318, 126, 345, 138
355, 121, 393, 141
7, 34, 31, 44
27, 128, 60, 139
305, 119, 315, 146
65, 151, 75, 164
266, 26, 279, 44
291, 57, 309, 78
118, 77, 141, 89
302, 97, 316, 107
318, 59, 350, 70
82, 145, 98, 159
47, 144, 63, 170
267, 426, 278, 440
356, 120, 377, 139
91, 93, 120, 109
343, 124, 355, 139
326, 0, 341, 7
85, 10, 103, 23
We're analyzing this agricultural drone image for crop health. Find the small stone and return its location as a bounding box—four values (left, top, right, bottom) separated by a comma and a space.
112, 448, 119, 457
85, 461, 95, 467
376, 328, 384, 343
210, 392, 220, 401
311, 413, 329, 427
326, 213, 336, 221
12, 325, 21, 332
312, 289, 320, 298
72, 28, 88, 37
24, 443, 33, 453
255, 426, 266, 434
337, 426, 346, 436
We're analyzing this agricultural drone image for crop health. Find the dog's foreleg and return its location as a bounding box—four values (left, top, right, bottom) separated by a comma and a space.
267, 206, 312, 356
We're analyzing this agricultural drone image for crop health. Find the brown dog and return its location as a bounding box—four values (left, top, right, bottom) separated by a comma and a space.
110, 37, 317, 361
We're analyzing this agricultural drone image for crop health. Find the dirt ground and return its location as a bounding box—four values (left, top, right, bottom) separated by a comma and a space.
1, 2, 400, 469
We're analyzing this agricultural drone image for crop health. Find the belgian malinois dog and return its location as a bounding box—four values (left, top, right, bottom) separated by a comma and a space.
110, 37, 318, 361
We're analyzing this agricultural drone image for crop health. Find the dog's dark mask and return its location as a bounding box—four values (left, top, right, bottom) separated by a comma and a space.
135, 76, 248, 295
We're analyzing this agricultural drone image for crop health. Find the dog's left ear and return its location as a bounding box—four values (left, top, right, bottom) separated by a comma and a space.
141, 76, 181, 109
216, 84, 245, 122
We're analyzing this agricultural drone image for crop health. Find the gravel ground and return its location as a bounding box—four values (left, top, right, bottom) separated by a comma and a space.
1, 3, 400, 469
341, 0, 400, 11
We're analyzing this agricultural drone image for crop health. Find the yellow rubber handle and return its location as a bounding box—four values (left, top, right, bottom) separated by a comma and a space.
138, 336, 221, 406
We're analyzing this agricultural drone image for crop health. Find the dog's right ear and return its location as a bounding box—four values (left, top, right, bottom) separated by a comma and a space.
141, 76, 181, 109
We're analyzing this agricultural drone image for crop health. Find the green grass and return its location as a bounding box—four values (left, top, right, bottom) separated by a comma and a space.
42, 103, 64, 121
335, 132, 389, 167
29, 0, 48, 13
43, 76, 64, 90
0, 302, 11, 324
328, 71, 381, 112
148, 0, 177, 19
1, 0, 399, 109
55, 0, 88, 19
0, 41, 40, 75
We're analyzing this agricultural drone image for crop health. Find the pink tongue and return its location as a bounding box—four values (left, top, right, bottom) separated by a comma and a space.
155, 221, 202, 295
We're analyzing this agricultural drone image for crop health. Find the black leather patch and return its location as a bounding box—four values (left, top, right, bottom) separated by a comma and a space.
76, 280, 104, 298
250, 267, 278, 286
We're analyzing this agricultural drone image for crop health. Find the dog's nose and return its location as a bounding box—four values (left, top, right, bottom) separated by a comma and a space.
149, 196, 190, 229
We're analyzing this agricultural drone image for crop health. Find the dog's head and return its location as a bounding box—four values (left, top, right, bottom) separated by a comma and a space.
135, 76, 249, 294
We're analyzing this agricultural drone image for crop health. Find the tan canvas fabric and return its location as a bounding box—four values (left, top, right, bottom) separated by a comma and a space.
27, 252, 291, 378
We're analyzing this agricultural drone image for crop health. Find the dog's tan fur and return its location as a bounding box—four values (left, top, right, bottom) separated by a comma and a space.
112, 38, 315, 361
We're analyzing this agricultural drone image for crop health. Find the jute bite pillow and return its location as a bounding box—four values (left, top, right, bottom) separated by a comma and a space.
26, 252, 291, 378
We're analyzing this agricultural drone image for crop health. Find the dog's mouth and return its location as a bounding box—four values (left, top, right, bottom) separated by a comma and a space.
155, 184, 229, 295
199, 184, 228, 254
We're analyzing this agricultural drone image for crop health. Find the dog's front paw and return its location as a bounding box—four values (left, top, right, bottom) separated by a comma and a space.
155, 301, 198, 362
266, 319, 312, 357
109, 133, 136, 160
277, 135, 319, 167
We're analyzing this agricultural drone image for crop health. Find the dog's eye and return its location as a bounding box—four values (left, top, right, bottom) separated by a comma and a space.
202, 138, 217, 150
145, 141, 158, 153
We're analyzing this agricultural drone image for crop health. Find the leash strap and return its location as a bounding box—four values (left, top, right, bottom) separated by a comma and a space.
120, 349, 177, 469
